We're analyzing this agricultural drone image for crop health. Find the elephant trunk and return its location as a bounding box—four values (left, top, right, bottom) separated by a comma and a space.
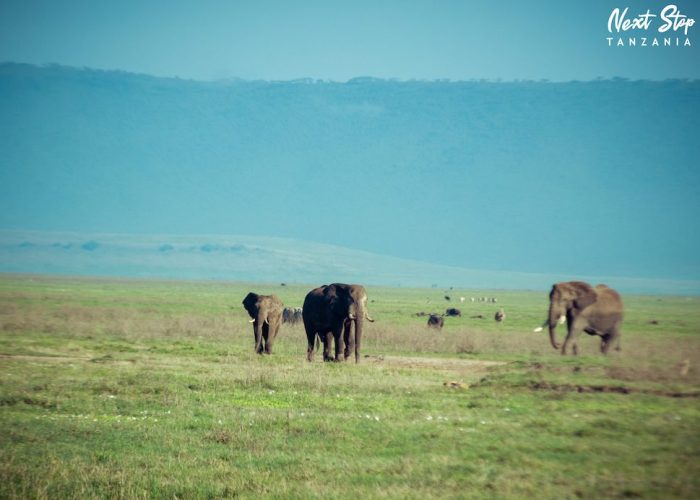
254, 316, 264, 354
354, 315, 363, 363
548, 306, 564, 350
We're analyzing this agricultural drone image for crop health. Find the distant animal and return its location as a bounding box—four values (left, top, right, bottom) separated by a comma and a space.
427, 314, 444, 329
459, 297, 466, 303
302, 283, 374, 363
470, 314, 484, 319
470, 297, 475, 303
280, 283, 287, 287
445, 308, 461, 317
415, 311, 427, 317
535, 281, 624, 355
443, 380, 469, 390
242, 292, 284, 354
494, 309, 505, 322
444, 295, 451, 301
283, 307, 303, 325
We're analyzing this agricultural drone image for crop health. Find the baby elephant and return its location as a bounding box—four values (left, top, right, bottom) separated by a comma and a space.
242, 292, 284, 354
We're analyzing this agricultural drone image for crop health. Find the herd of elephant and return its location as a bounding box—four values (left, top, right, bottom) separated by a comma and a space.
242, 281, 624, 362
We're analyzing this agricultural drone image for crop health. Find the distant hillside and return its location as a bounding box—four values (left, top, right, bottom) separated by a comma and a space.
0, 231, 697, 295
0, 63, 698, 283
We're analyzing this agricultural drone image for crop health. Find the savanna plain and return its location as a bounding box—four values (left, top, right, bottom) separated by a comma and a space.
0, 275, 699, 499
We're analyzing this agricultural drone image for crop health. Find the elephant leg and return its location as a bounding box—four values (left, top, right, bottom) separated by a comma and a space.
343, 320, 354, 360
561, 318, 584, 356
306, 332, 316, 362
267, 321, 281, 355
323, 332, 333, 362
262, 323, 270, 354
332, 324, 344, 362
303, 316, 316, 362
602, 325, 622, 354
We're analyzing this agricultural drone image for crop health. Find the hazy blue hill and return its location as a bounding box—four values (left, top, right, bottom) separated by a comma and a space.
1, 230, 697, 295
1, 63, 698, 285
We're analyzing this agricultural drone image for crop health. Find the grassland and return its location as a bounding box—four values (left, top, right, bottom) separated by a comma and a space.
0, 274, 699, 499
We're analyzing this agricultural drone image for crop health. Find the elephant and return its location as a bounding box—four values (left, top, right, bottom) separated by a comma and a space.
427, 314, 444, 329
302, 283, 374, 363
540, 281, 623, 355
242, 292, 284, 354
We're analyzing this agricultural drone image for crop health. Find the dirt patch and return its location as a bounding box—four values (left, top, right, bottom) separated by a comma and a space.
0, 353, 133, 365
530, 381, 700, 398
364, 355, 505, 371
0, 353, 92, 363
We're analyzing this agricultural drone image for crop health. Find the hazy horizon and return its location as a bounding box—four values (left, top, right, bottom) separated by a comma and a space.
1, 1, 699, 82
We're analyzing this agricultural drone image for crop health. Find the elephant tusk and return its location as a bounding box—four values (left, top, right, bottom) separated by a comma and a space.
264, 319, 269, 325
348, 313, 356, 320
365, 313, 375, 322
558, 315, 566, 325
533, 319, 548, 332
248, 318, 255, 323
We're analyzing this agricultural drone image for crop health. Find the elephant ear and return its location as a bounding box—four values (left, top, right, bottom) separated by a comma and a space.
573, 286, 596, 310
242, 293, 258, 317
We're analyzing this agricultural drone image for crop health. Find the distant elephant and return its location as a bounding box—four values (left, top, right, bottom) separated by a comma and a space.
541, 281, 623, 355
302, 283, 374, 363
242, 292, 284, 354
293, 307, 303, 324
282, 307, 294, 323
427, 314, 444, 329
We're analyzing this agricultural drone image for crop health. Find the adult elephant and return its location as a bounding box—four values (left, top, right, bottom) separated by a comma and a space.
242, 292, 284, 354
302, 283, 374, 363
540, 281, 623, 355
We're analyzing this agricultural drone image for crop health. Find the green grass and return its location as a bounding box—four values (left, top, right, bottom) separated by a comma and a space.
1, 275, 699, 498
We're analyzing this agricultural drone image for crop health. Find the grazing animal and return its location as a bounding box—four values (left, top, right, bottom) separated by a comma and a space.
283, 307, 303, 325
427, 314, 444, 329
459, 297, 466, 303
242, 292, 284, 354
445, 308, 461, 317
494, 309, 505, 322
537, 281, 624, 355
293, 307, 303, 323
444, 295, 451, 301
302, 283, 374, 363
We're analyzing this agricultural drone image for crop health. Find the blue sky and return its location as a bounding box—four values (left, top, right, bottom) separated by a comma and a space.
0, 0, 698, 82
